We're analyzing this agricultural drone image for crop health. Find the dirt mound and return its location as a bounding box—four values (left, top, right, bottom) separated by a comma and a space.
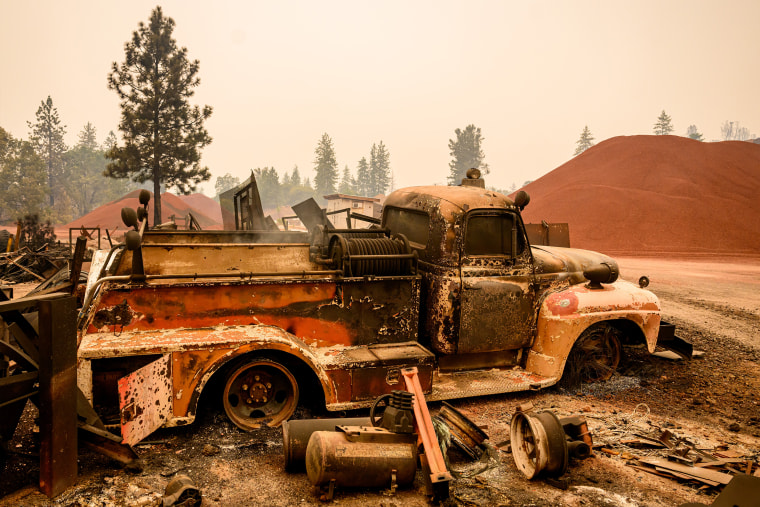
519, 135, 760, 257
177, 193, 223, 224
63, 190, 223, 235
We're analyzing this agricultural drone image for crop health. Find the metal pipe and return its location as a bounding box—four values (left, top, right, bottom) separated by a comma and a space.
282, 417, 370, 472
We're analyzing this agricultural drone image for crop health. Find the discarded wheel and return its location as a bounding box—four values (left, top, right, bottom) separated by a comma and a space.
223, 358, 299, 430
510, 410, 568, 479
437, 402, 488, 460
566, 324, 622, 383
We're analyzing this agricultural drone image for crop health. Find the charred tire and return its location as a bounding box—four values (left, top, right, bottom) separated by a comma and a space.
223, 358, 299, 431
563, 324, 622, 386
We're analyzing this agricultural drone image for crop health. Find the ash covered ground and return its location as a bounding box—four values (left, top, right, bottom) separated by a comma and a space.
1, 257, 759, 507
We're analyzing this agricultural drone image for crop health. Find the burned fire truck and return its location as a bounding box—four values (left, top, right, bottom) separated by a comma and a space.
76, 171, 668, 444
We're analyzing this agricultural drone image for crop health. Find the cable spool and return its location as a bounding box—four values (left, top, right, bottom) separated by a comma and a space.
328, 234, 412, 276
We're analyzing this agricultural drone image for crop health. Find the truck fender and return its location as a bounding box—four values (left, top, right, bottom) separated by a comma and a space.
169, 325, 334, 425
525, 279, 661, 379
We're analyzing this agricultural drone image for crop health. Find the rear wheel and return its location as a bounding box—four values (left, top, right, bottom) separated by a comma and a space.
564, 324, 622, 385
223, 358, 299, 431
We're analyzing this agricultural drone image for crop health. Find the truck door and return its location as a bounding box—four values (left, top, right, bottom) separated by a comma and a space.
458, 210, 535, 353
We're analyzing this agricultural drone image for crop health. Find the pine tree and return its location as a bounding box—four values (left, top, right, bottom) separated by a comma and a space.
653, 110, 674, 135
369, 141, 391, 195
214, 173, 240, 196
27, 96, 67, 207
106, 6, 213, 225
291, 166, 301, 186
253, 167, 281, 209
0, 127, 48, 221
103, 131, 118, 151
356, 157, 370, 196
65, 124, 132, 218
685, 125, 703, 141
447, 125, 489, 185
574, 126, 595, 155
338, 165, 354, 194
313, 133, 337, 198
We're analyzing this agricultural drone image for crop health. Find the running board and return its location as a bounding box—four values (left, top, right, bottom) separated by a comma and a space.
428, 368, 557, 402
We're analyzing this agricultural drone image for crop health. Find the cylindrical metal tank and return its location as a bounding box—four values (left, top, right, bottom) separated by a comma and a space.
305, 426, 417, 489
282, 417, 370, 472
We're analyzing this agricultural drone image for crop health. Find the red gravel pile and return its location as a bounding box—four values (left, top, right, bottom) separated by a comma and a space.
177, 193, 223, 224
519, 135, 760, 258
63, 190, 223, 235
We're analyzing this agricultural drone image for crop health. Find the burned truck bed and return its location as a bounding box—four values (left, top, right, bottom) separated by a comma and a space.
77, 227, 434, 441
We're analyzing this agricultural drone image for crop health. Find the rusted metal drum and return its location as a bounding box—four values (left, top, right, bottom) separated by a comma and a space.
282, 417, 370, 472
305, 426, 417, 489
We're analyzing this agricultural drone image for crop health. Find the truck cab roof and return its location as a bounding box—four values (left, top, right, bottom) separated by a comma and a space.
383, 185, 517, 223
382, 185, 522, 265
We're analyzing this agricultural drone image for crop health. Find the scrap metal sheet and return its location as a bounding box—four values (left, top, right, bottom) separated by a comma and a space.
118, 354, 172, 445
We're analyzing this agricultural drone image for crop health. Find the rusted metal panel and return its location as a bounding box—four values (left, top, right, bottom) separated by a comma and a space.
320, 342, 435, 408
531, 245, 619, 286
142, 230, 311, 244
113, 243, 317, 277
324, 368, 352, 405
82, 326, 336, 425
171, 348, 234, 418
84, 277, 420, 348
526, 279, 661, 378
234, 174, 269, 231
419, 270, 460, 355
524, 222, 570, 247
351, 365, 433, 402
118, 354, 172, 445
37, 296, 78, 498
459, 276, 535, 354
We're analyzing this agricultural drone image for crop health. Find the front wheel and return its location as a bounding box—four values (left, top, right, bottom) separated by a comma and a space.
223, 358, 299, 431
563, 324, 622, 386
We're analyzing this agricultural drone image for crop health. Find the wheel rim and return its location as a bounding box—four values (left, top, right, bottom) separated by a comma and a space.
573, 326, 622, 382
223, 359, 299, 430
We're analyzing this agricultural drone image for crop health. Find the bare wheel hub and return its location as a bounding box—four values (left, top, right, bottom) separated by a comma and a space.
223, 359, 299, 431
240, 372, 273, 405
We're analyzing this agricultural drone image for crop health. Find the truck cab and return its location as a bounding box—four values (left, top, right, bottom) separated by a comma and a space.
382, 171, 661, 384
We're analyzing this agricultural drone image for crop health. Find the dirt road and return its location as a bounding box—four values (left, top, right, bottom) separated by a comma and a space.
2, 257, 759, 506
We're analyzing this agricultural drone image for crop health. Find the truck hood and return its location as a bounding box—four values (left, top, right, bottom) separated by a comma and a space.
530, 245, 618, 285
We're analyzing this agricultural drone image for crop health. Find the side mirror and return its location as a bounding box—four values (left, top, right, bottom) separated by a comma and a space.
514, 191, 530, 211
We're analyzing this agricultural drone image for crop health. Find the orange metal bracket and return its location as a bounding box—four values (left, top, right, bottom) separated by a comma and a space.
401, 367, 452, 499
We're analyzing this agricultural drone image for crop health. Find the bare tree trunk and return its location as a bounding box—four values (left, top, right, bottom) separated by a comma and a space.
153, 172, 161, 226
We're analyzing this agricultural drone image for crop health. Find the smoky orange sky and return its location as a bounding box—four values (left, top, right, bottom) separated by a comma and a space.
1, 1, 758, 195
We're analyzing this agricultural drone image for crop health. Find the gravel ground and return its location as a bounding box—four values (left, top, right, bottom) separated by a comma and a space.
1, 256, 759, 506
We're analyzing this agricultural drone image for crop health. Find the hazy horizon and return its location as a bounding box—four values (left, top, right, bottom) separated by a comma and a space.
2, 0, 758, 197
